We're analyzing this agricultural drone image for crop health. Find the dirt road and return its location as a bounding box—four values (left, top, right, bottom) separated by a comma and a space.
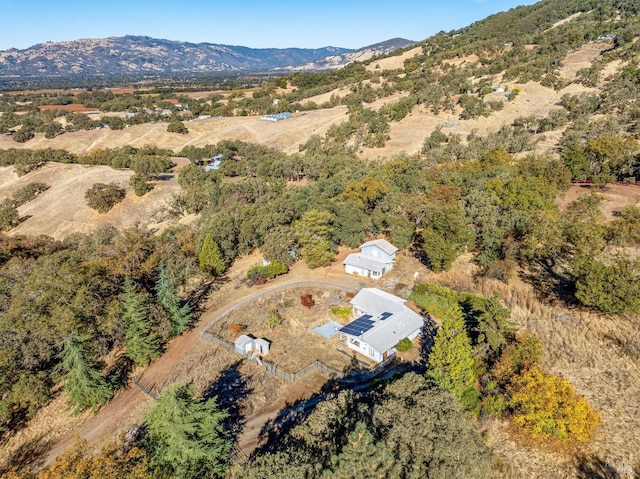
39, 255, 370, 467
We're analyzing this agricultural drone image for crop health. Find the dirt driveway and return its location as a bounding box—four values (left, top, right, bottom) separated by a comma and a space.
6, 248, 414, 470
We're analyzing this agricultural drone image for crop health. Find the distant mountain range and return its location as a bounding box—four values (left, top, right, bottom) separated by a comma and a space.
0, 36, 415, 77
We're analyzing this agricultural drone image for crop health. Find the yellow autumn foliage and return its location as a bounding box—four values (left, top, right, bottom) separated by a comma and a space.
508, 367, 600, 442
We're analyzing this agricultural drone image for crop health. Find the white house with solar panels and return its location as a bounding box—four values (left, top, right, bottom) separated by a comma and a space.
343, 239, 398, 279
339, 288, 424, 363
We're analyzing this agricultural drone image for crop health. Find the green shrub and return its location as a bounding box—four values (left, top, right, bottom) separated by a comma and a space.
130, 174, 152, 196
247, 260, 288, 283
395, 338, 413, 352
330, 306, 352, 319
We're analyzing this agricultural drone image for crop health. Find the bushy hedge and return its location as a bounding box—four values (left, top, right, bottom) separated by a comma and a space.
247, 260, 288, 284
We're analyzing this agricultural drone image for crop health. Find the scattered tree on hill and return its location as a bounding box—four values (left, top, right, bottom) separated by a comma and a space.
199, 233, 226, 277
55, 334, 112, 414
121, 277, 159, 367
572, 253, 640, 314
0, 205, 19, 231
155, 262, 192, 336
13, 126, 34, 143
167, 120, 189, 134
143, 384, 231, 479
130, 174, 152, 196
84, 183, 125, 213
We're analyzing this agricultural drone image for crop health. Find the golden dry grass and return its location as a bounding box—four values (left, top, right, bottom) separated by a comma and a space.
424, 254, 640, 479
0, 162, 186, 240
207, 287, 354, 373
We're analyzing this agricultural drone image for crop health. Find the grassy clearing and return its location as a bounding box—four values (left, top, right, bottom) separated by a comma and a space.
426, 254, 640, 478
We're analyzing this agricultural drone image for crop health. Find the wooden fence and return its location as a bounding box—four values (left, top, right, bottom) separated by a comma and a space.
201, 331, 343, 384
198, 280, 400, 384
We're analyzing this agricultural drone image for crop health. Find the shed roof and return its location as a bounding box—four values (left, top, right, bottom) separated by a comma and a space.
234, 334, 255, 349
343, 253, 389, 274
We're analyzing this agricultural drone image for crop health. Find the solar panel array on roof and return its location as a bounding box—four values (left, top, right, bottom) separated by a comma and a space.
379, 312, 393, 321
339, 315, 375, 336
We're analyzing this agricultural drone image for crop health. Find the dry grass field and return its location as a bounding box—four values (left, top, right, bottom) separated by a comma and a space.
1, 40, 639, 478
207, 287, 355, 373
0, 160, 189, 240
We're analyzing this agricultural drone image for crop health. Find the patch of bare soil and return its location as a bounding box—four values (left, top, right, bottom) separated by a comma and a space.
0, 162, 184, 240
559, 43, 612, 81
209, 287, 354, 373
556, 183, 640, 220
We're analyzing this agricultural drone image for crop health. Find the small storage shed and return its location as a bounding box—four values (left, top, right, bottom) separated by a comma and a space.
235, 334, 255, 355
254, 338, 271, 355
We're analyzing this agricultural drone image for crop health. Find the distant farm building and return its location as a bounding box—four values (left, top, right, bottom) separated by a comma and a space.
260, 112, 293, 122
343, 239, 398, 279
204, 154, 223, 171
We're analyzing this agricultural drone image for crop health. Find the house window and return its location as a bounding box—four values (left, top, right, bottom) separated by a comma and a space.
368, 346, 374, 356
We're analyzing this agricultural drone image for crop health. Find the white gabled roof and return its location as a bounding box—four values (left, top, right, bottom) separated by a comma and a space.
361, 239, 398, 255
362, 310, 423, 354
350, 288, 406, 316
343, 253, 389, 274
343, 288, 424, 354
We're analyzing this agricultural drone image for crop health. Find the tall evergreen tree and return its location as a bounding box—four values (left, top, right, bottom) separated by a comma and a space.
426, 305, 478, 410
156, 262, 192, 336
143, 384, 231, 479
56, 334, 112, 414
121, 277, 159, 367
198, 234, 226, 277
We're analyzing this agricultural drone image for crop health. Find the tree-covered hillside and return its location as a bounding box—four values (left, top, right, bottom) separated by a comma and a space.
1, 0, 640, 477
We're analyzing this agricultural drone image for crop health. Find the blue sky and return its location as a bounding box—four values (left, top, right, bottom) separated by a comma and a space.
0, 0, 537, 51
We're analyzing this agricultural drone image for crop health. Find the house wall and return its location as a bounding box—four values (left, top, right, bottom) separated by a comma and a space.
345, 264, 366, 276
361, 245, 395, 263
345, 336, 383, 362
345, 264, 383, 279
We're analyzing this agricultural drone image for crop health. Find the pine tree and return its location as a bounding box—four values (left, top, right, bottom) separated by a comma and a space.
56, 334, 112, 414
121, 277, 159, 367
156, 262, 192, 336
426, 305, 478, 409
199, 234, 226, 277
143, 384, 231, 479
322, 422, 400, 479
